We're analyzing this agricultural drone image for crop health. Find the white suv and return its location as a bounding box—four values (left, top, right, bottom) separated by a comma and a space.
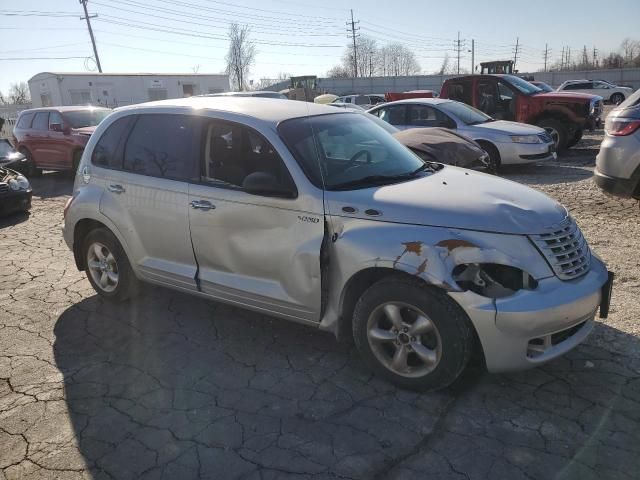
557, 80, 633, 105
62, 97, 612, 391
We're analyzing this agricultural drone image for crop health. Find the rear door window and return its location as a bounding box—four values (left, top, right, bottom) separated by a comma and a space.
32, 112, 49, 131
123, 114, 198, 181
447, 80, 473, 105
16, 113, 35, 129
49, 111, 64, 129
407, 104, 447, 127
91, 117, 134, 169
378, 105, 407, 126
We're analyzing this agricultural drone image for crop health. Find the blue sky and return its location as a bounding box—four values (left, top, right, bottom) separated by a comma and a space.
1, 0, 639, 95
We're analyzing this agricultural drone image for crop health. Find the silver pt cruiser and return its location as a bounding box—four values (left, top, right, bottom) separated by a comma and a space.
62, 97, 613, 391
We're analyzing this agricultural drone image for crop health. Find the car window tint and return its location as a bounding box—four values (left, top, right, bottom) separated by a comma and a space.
123, 114, 197, 181
49, 111, 63, 129
32, 112, 49, 130
378, 105, 407, 125
202, 120, 293, 193
447, 81, 473, 104
16, 113, 34, 129
354, 96, 369, 105
91, 117, 134, 169
407, 105, 437, 127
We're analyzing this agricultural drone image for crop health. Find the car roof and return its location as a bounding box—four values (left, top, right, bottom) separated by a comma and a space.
19, 106, 111, 114
114, 96, 345, 124
209, 91, 283, 97
372, 98, 451, 106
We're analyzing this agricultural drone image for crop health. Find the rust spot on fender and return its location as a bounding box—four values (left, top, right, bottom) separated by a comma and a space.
416, 259, 428, 275
393, 241, 424, 268
436, 239, 478, 252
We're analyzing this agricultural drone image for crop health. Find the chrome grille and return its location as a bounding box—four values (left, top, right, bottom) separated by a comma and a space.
530, 219, 591, 280
0, 183, 8, 194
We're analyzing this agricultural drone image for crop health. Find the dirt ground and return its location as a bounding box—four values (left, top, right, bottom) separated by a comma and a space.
1, 112, 639, 479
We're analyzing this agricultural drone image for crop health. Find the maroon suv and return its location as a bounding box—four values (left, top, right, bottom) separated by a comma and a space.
440, 74, 603, 151
12, 106, 111, 175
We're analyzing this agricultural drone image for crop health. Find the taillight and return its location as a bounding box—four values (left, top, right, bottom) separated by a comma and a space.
63, 193, 76, 219
606, 119, 640, 136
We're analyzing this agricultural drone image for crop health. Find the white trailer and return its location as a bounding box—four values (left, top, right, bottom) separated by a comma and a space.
28, 72, 230, 108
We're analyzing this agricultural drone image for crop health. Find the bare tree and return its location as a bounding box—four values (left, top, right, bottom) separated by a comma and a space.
381, 43, 420, 76
437, 53, 451, 75
326, 65, 351, 78
342, 36, 378, 77
0, 90, 5, 105
225, 23, 256, 91
621, 38, 639, 65
9, 82, 30, 104
192, 64, 201, 73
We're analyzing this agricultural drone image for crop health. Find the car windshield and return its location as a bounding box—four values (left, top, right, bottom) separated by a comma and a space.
63, 109, 111, 128
360, 112, 400, 134
438, 101, 492, 125
503, 75, 542, 95
533, 82, 554, 92
278, 113, 429, 190
0, 140, 15, 157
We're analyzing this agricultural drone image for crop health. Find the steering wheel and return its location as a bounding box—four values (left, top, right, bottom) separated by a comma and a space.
345, 149, 372, 169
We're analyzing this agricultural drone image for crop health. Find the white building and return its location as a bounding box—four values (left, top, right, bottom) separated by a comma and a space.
28, 72, 230, 108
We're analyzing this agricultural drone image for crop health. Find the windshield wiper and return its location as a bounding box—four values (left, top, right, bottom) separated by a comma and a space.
331, 173, 420, 190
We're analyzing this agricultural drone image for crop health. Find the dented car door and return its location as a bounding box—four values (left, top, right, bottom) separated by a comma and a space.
188, 118, 325, 323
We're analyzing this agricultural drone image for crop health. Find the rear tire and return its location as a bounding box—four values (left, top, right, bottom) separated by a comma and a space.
83, 228, 139, 302
352, 277, 474, 391
536, 118, 568, 152
610, 93, 624, 105
476, 141, 501, 173
20, 148, 42, 177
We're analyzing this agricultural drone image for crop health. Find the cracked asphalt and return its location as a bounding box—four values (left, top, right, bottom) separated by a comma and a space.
1, 119, 639, 479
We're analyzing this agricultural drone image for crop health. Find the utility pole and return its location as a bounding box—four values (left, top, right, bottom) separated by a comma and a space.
543, 43, 549, 72
592, 46, 598, 68
455, 31, 462, 74
346, 10, 359, 78
567, 46, 571, 69
582, 45, 588, 67
79, 0, 102, 72
513, 37, 520, 69
560, 46, 565, 70
470, 39, 475, 73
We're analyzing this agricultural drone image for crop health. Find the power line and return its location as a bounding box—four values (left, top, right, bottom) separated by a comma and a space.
80, 0, 103, 73
0, 56, 89, 60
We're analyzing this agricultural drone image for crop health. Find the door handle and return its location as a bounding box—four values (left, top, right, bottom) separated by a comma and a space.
108, 184, 125, 194
190, 200, 215, 210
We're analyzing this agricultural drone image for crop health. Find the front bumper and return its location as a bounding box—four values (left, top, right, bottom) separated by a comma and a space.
449, 256, 609, 372
0, 189, 32, 216
497, 141, 556, 165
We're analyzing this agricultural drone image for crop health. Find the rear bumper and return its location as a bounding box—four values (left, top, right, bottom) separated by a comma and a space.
593, 167, 639, 198
449, 256, 609, 372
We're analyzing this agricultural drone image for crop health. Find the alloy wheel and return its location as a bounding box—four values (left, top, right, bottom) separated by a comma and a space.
86, 242, 119, 293
366, 302, 442, 378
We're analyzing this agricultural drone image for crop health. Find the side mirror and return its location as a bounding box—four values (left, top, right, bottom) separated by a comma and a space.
242, 172, 296, 198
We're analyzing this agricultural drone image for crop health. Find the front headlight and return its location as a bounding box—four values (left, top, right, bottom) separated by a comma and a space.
510, 135, 544, 144
453, 263, 538, 298
8, 175, 30, 191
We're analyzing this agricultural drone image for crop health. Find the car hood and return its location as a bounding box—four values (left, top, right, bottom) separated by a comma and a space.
326, 166, 568, 235
0, 150, 25, 162
534, 91, 596, 102
468, 119, 543, 135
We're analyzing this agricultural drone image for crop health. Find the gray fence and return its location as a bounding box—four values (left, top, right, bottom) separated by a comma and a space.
265, 68, 640, 96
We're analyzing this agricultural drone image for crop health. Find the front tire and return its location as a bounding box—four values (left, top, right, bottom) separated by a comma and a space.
476, 141, 501, 173
19, 148, 42, 177
352, 277, 474, 391
610, 93, 624, 105
536, 118, 568, 152
83, 228, 139, 302
566, 128, 583, 148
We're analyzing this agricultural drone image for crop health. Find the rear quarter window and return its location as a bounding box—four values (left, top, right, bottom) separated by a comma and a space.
16, 112, 35, 129
91, 117, 134, 169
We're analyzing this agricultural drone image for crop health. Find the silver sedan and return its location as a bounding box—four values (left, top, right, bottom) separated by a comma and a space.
368, 98, 556, 170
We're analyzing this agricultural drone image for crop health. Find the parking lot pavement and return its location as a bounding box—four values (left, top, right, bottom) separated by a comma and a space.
1, 139, 639, 479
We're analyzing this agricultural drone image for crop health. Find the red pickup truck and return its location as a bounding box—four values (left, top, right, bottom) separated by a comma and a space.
440, 74, 603, 150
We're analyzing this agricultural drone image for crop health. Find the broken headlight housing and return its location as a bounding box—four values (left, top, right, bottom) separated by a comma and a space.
452, 263, 538, 298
